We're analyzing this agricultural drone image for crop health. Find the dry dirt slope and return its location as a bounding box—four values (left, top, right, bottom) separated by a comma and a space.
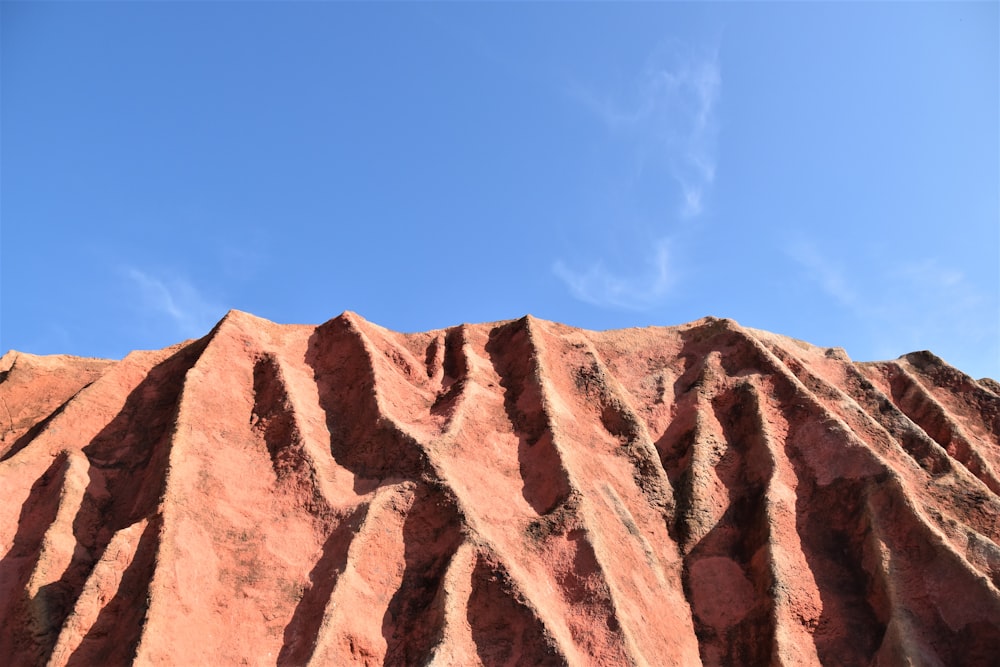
1, 311, 998, 666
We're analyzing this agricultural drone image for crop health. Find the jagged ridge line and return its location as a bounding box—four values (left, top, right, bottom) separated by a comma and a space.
790, 359, 1000, 567
899, 351, 1000, 433
575, 333, 678, 517
349, 316, 580, 664
131, 332, 220, 664
764, 336, 997, 498
830, 363, 1000, 563
45, 516, 154, 667
731, 327, 917, 486
6, 312, 998, 666
737, 330, 1000, 594
252, 351, 338, 524
433, 324, 474, 440
524, 318, 656, 666
833, 360, 970, 477
886, 362, 1000, 495
862, 492, 926, 662
741, 378, 821, 666
759, 340, 986, 503
300, 495, 392, 666
19, 451, 91, 663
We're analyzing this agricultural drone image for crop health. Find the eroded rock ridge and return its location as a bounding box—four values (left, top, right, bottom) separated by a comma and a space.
1, 312, 998, 666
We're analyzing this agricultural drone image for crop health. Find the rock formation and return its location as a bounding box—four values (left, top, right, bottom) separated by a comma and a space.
1, 311, 998, 666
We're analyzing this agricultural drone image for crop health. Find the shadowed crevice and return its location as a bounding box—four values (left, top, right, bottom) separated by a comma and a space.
277, 503, 369, 667
676, 382, 776, 667
381, 483, 464, 666
883, 363, 1000, 495
251, 353, 335, 521
382, 483, 464, 665
306, 316, 432, 491
36, 341, 204, 664
468, 554, 567, 666
772, 374, 887, 665
0, 452, 70, 664
485, 319, 571, 515
429, 326, 471, 424
252, 353, 300, 476
64, 516, 161, 667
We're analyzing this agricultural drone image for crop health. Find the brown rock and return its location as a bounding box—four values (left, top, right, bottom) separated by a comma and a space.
1, 311, 998, 666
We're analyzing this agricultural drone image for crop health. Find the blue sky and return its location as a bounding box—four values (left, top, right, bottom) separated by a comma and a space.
2, 2, 998, 380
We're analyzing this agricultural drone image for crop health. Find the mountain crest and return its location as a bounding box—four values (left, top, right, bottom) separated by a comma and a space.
1, 313, 998, 666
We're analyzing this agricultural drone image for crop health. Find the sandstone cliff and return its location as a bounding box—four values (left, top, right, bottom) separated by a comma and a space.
1, 311, 998, 665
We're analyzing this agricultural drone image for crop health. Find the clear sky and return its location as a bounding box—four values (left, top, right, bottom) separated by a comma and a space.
2, 1, 998, 380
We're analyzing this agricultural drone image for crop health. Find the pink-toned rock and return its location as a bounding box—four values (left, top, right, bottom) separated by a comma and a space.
1, 312, 998, 666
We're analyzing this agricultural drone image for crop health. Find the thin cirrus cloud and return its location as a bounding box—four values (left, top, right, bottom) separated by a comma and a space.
785, 241, 996, 373
554, 43, 720, 310
785, 241, 980, 322
553, 239, 673, 311
785, 240, 858, 308
123, 267, 224, 339
580, 44, 720, 219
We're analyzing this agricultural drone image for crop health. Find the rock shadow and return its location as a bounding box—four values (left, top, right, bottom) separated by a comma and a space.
277, 503, 369, 667
380, 484, 463, 666
467, 554, 565, 666
676, 383, 776, 667
0, 452, 70, 662
64, 516, 161, 667
485, 320, 571, 516
305, 318, 430, 494
775, 383, 886, 664
44, 342, 202, 662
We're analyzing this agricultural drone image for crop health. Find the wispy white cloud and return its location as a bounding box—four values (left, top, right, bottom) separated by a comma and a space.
123, 267, 223, 338
890, 258, 965, 290
553, 239, 673, 310
557, 42, 720, 310
784, 241, 997, 377
581, 44, 720, 219
785, 240, 857, 307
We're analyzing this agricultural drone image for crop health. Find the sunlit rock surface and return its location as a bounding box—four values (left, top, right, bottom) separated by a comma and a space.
1, 311, 998, 666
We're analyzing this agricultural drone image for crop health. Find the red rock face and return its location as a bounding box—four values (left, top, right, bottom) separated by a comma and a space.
1, 311, 998, 666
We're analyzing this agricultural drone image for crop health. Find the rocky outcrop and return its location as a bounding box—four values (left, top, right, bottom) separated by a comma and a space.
1, 311, 998, 666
